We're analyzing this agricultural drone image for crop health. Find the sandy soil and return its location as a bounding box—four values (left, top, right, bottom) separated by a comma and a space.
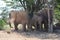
0, 30, 60, 40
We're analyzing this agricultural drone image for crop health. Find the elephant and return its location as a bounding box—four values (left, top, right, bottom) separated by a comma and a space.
27, 7, 53, 32
36, 8, 53, 32
7, 7, 53, 32
32, 13, 43, 31
27, 11, 43, 31
7, 10, 29, 31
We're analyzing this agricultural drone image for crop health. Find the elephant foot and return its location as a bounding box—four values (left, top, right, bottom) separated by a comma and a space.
15, 28, 18, 31
27, 26, 33, 32
27, 29, 32, 32
36, 28, 41, 31
23, 29, 26, 32
36, 29, 40, 31
22, 27, 26, 32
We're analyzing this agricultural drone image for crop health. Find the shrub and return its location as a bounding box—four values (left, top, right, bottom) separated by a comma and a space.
0, 19, 6, 30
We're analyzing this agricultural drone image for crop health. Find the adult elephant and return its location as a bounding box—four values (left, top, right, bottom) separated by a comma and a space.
7, 10, 29, 31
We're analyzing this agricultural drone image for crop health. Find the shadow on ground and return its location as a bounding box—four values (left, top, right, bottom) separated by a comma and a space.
10, 29, 60, 39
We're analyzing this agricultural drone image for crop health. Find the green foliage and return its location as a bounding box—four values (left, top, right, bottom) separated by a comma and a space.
0, 0, 23, 30
0, 19, 6, 30
54, 0, 60, 22
1, 0, 60, 23
54, 9, 60, 19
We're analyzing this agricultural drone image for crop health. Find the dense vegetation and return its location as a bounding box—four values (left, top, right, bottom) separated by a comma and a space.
0, 0, 60, 30
54, 0, 60, 22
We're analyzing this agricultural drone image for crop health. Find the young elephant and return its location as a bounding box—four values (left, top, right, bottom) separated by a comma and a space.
8, 10, 29, 31
29, 12, 43, 31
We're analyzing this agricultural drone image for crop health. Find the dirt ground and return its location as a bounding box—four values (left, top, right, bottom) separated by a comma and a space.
0, 30, 60, 40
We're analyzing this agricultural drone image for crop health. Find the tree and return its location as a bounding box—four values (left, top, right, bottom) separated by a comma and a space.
54, 0, 60, 22
47, 0, 54, 32
1, 0, 55, 32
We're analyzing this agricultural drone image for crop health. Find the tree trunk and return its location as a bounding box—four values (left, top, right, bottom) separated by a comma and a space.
47, 0, 54, 32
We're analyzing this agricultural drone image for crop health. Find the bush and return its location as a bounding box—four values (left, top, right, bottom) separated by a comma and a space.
54, 9, 60, 22
0, 19, 6, 30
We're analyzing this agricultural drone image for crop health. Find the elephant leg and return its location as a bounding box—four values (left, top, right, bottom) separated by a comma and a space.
40, 21, 43, 31
27, 23, 32, 31
39, 22, 42, 31
23, 23, 26, 31
44, 22, 48, 32
14, 23, 18, 31
40, 23, 43, 31
8, 22, 13, 28
34, 22, 37, 30
35, 22, 40, 31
